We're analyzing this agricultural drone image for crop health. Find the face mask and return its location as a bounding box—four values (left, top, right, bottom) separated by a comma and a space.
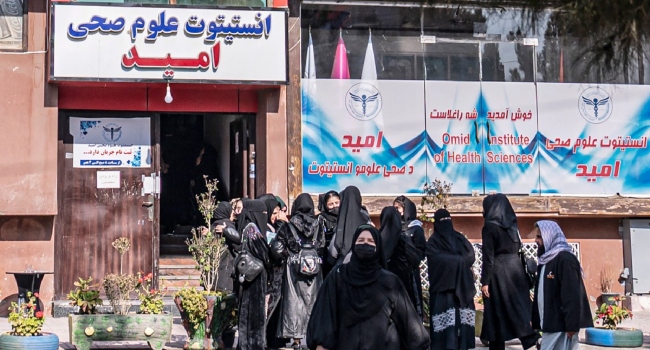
354, 243, 376, 261
330, 207, 340, 216
537, 244, 546, 257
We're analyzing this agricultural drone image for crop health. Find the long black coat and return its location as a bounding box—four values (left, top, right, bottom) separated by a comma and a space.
306, 267, 430, 350
480, 223, 537, 343
532, 251, 594, 333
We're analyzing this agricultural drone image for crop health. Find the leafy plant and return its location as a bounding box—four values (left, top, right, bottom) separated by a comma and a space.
594, 296, 632, 330
112, 237, 131, 274
419, 178, 453, 223
103, 273, 139, 315
67, 276, 102, 315
174, 287, 209, 330
8, 292, 45, 336
137, 271, 166, 315
187, 176, 228, 292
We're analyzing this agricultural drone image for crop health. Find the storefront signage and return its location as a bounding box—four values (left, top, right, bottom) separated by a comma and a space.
51, 4, 288, 83
70, 117, 151, 168
302, 80, 650, 196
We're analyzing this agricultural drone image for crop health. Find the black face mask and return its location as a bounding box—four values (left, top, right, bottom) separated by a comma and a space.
537, 244, 546, 257
354, 243, 376, 261
330, 207, 340, 216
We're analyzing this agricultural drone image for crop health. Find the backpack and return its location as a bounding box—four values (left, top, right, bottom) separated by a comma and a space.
287, 223, 322, 277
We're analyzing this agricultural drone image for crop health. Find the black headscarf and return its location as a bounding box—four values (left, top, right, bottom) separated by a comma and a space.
339, 224, 388, 326
257, 193, 276, 202
379, 206, 402, 262
237, 199, 272, 270
237, 199, 268, 236
289, 193, 318, 238
262, 197, 280, 229
317, 190, 339, 224
482, 193, 520, 243
395, 195, 418, 227
213, 202, 232, 226
334, 186, 366, 258
426, 209, 475, 305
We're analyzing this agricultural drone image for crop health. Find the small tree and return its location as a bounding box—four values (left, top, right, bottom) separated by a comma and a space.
419, 178, 453, 222
186, 176, 228, 292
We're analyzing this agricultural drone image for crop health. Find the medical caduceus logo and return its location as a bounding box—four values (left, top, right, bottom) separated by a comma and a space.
346, 83, 383, 121
578, 87, 613, 124
102, 123, 123, 142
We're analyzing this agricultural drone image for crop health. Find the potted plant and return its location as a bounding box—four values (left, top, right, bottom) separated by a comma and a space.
67, 277, 102, 315
599, 266, 619, 306
585, 296, 643, 347
0, 292, 59, 350
174, 177, 237, 349
67, 238, 173, 350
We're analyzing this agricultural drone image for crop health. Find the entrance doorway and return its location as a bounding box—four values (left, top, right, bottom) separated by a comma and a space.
158, 113, 255, 255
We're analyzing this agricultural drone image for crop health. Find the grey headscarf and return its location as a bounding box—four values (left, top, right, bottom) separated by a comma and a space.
536, 220, 574, 266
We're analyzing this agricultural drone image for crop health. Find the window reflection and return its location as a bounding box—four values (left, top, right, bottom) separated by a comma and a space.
301, 4, 648, 85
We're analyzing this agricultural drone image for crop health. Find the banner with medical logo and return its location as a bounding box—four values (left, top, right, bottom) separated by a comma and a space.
70, 117, 152, 168
302, 79, 426, 195
537, 84, 650, 195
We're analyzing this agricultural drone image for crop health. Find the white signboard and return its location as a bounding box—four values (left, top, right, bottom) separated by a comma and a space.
51, 4, 288, 83
70, 117, 151, 168
97, 171, 121, 188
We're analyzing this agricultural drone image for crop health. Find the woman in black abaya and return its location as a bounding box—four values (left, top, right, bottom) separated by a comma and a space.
480, 194, 540, 350
274, 193, 324, 348
392, 195, 426, 317
306, 225, 430, 350
211, 202, 240, 293
426, 209, 476, 350
330, 186, 370, 266
236, 199, 272, 350
317, 190, 340, 277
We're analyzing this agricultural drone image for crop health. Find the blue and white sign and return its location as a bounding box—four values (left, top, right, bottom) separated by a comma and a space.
70, 117, 151, 168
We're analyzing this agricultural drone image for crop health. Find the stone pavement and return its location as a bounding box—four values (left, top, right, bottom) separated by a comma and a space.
1, 312, 649, 350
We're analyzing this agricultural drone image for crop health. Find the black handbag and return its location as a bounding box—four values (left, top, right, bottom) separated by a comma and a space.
234, 232, 264, 283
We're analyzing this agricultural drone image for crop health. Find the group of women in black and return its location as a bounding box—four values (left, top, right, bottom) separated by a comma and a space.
212, 189, 543, 350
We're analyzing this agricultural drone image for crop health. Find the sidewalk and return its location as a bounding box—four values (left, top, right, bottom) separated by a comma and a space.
0, 312, 649, 350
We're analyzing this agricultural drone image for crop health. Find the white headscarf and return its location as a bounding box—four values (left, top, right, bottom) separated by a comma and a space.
536, 220, 574, 266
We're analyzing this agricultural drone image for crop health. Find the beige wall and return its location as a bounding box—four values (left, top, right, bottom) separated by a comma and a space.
0, 0, 57, 315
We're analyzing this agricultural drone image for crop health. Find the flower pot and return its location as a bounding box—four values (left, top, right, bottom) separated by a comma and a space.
0, 332, 59, 350
68, 313, 173, 350
585, 327, 643, 348
175, 293, 238, 350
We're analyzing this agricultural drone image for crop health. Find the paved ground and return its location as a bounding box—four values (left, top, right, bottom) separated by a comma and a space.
1, 312, 650, 349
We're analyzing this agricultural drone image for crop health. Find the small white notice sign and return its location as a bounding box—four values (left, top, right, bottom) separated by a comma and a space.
97, 171, 121, 189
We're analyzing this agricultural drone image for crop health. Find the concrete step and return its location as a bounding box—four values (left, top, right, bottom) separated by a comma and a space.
159, 278, 202, 288
160, 266, 201, 277
159, 255, 196, 265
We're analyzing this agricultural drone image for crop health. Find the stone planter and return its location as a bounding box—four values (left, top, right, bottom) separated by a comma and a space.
0, 332, 59, 350
68, 313, 173, 350
585, 327, 643, 348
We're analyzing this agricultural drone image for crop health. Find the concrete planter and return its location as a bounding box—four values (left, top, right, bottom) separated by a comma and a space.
0, 332, 59, 350
68, 313, 173, 350
584, 327, 643, 348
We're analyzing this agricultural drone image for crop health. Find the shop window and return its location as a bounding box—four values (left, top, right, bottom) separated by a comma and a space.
0, 0, 26, 51
301, 5, 421, 80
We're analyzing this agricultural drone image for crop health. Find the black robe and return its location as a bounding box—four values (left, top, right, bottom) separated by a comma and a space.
307, 224, 430, 350
275, 193, 324, 339
236, 200, 271, 350
318, 191, 339, 277
426, 209, 476, 350
306, 267, 429, 350
332, 186, 368, 265
480, 223, 537, 343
